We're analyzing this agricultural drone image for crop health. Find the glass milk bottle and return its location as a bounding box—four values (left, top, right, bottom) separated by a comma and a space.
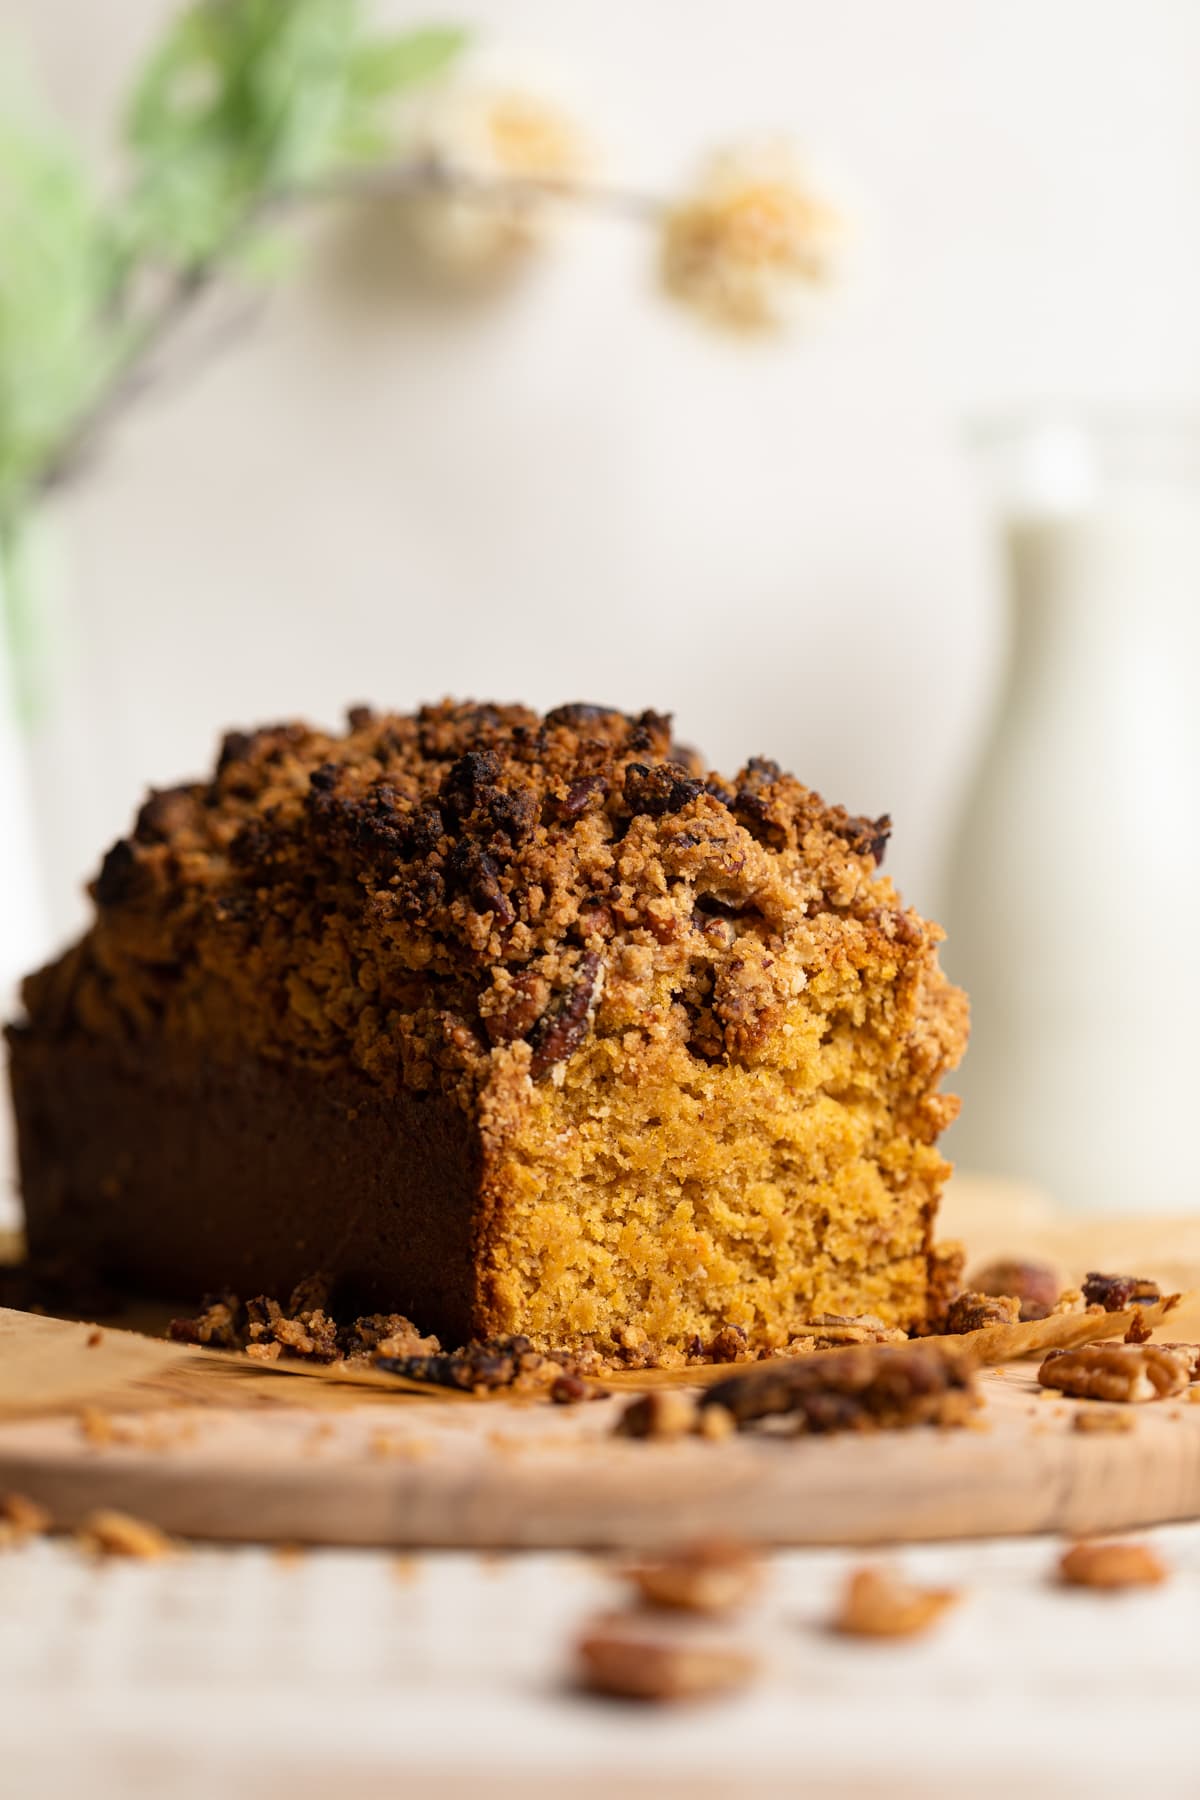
944, 415, 1200, 1213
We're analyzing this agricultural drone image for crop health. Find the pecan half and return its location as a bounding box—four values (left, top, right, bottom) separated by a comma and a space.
576, 1619, 758, 1702
626, 1540, 762, 1615
832, 1565, 958, 1639
528, 951, 603, 1080
1038, 1344, 1189, 1403
1059, 1541, 1167, 1590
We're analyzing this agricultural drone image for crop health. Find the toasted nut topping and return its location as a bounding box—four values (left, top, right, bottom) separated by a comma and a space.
1082, 1272, 1161, 1312
1038, 1344, 1189, 1404
1059, 1541, 1167, 1589
576, 1618, 758, 1701
968, 1258, 1061, 1322
77, 1508, 174, 1559
832, 1565, 958, 1639
615, 1389, 701, 1440
626, 1540, 762, 1615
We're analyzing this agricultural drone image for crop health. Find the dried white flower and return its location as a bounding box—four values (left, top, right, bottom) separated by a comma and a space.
402, 79, 589, 277
661, 141, 844, 330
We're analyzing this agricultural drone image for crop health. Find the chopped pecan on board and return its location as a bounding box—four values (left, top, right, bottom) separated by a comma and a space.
1082, 1272, 1161, 1312
576, 1618, 758, 1702
614, 1389, 703, 1441
943, 1292, 1020, 1334
832, 1565, 959, 1639
1038, 1344, 1189, 1403
1072, 1409, 1135, 1434
1058, 1541, 1166, 1590
698, 1341, 979, 1435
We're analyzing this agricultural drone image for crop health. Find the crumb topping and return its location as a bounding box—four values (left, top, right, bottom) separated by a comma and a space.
25, 698, 943, 1126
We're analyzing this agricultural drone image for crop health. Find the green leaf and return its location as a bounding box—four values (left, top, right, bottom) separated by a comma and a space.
348, 26, 467, 99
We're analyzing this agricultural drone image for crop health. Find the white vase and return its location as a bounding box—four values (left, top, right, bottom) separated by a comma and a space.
0, 553, 49, 1012
944, 415, 1200, 1213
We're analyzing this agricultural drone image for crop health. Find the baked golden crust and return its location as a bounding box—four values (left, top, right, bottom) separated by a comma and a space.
15, 698, 969, 1356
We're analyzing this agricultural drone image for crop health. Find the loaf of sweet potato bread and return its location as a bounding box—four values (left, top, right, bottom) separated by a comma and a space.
7, 700, 968, 1358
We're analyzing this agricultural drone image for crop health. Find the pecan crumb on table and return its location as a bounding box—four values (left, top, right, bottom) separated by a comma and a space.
832, 1566, 959, 1639
1038, 1344, 1190, 1403
0, 1492, 52, 1542
576, 1617, 759, 1702
1058, 1541, 1167, 1590
626, 1541, 762, 1615
76, 1508, 174, 1560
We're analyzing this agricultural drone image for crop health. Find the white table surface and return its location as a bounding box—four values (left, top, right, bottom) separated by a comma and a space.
4, 1524, 1200, 1800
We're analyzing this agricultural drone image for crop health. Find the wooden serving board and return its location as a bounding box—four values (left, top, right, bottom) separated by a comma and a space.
3, 1181, 1200, 1549
1, 1359, 1199, 1549
3, 1291, 1200, 1548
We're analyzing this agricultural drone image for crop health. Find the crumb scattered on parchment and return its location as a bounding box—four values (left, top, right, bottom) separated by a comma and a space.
626, 1540, 762, 1615
831, 1565, 959, 1639
272, 1542, 306, 1567
1058, 1541, 1166, 1590
77, 1508, 174, 1560
576, 1615, 758, 1702
85, 1328, 103, 1348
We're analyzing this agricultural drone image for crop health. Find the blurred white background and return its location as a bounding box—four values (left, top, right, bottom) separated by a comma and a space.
7, 0, 1200, 947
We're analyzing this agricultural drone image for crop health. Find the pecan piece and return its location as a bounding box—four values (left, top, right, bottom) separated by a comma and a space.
706, 1323, 751, 1364
1059, 1541, 1167, 1589
626, 1540, 762, 1615
943, 1291, 1020, 1334
699, 1342, 979, 1434
1038, 1344, 1189, 1403
968, 1257, 1062, 1322
528, 951, 602, 1080
1082, 1271, 1161, 1311
545, 773, 609, 823
614, 1389, 702, 1441
78, 1509, 174, 1559
623, 761, 703, 819
832, 1566, 958, 1639
1073, 1409, 1135, 1434
576, 1619, 758, 1702
1, 1492, 52, 1540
